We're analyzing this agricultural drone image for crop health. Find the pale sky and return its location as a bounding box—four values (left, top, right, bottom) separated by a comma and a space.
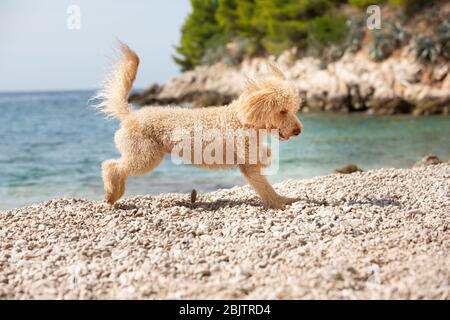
0, 0, 191, 92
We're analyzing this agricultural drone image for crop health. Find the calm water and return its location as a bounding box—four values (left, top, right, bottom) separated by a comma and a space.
1, 91, 449, 210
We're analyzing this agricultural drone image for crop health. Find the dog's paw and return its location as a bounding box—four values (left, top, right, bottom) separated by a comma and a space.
263, 202, 286, 210
279, 196, 297, 205
113, 202, 137, 210
262, 196, 297, 210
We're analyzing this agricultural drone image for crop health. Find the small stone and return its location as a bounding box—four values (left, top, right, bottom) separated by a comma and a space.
113, 250, 129, 260
191, 189, 197, 204
334, 164, 363, 174
414, 154, 442, 167
198, 270, 211, 277
406, 209, 424, 216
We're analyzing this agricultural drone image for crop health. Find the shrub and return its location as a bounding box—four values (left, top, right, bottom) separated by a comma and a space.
390, 22, 410, 47
369, 30, 396, 61
414, 36, 440, 63
437, 17, 450, 59
344, 14, 365, 53
413, 17, 449, 63
368, 22, 409, 61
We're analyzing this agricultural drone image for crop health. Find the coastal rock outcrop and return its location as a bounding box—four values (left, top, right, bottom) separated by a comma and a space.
130, 48, 450, 115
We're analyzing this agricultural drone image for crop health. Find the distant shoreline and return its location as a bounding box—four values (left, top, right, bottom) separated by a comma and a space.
2, 89, 450, 117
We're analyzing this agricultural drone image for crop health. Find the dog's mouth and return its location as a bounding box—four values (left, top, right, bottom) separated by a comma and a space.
273, 130, 289, 141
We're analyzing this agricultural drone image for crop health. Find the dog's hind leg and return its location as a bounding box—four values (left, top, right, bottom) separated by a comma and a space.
102, 133, 164, 205
102, 159, 127, 205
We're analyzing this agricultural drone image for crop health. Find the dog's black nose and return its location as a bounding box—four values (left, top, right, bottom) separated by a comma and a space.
292, 128, 302, 136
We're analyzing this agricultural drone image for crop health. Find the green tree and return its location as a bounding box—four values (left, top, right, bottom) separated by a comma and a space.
254, 0, 335, 54
216, 0, 257, 37
215, 0, 261, 55
349, 0, 384, 8
174, 0, 435, 70
173, 0, 221, 71
216, 0, 239, 34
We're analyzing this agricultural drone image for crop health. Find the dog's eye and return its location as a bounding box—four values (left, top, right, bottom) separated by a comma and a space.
280, 110, 288, 115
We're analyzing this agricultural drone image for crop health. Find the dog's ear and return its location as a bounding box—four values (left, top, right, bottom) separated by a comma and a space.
268, 63, 286, 80
244, 75, 259, 92
239, 87, 278, 126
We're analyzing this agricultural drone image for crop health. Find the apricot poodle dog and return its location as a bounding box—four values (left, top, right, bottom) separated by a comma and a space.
95, 43, 303, 209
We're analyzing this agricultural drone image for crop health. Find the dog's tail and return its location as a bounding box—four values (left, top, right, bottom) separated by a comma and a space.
93, 42, 139, 121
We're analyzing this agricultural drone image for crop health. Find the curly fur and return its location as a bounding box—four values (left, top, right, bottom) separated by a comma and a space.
95, 44, 304, 209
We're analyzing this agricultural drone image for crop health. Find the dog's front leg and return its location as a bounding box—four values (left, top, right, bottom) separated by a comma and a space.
240, 165, 296, 209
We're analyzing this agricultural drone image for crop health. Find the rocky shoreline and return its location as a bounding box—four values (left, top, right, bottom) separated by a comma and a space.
1, 163, 449, 299
130, 48, 450, 115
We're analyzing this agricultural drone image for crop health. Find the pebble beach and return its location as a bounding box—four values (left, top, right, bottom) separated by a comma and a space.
0, 163, 449, 299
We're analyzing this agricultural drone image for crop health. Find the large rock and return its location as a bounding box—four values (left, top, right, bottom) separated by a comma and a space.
414, 154, 443, 167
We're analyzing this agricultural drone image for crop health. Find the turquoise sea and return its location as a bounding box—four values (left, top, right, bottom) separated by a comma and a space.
1, 90, 449, 210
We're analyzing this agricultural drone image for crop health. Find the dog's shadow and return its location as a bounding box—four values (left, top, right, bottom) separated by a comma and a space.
115, 195, 400, 211
173, 197, 264, 210
301, 195, 401, 208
